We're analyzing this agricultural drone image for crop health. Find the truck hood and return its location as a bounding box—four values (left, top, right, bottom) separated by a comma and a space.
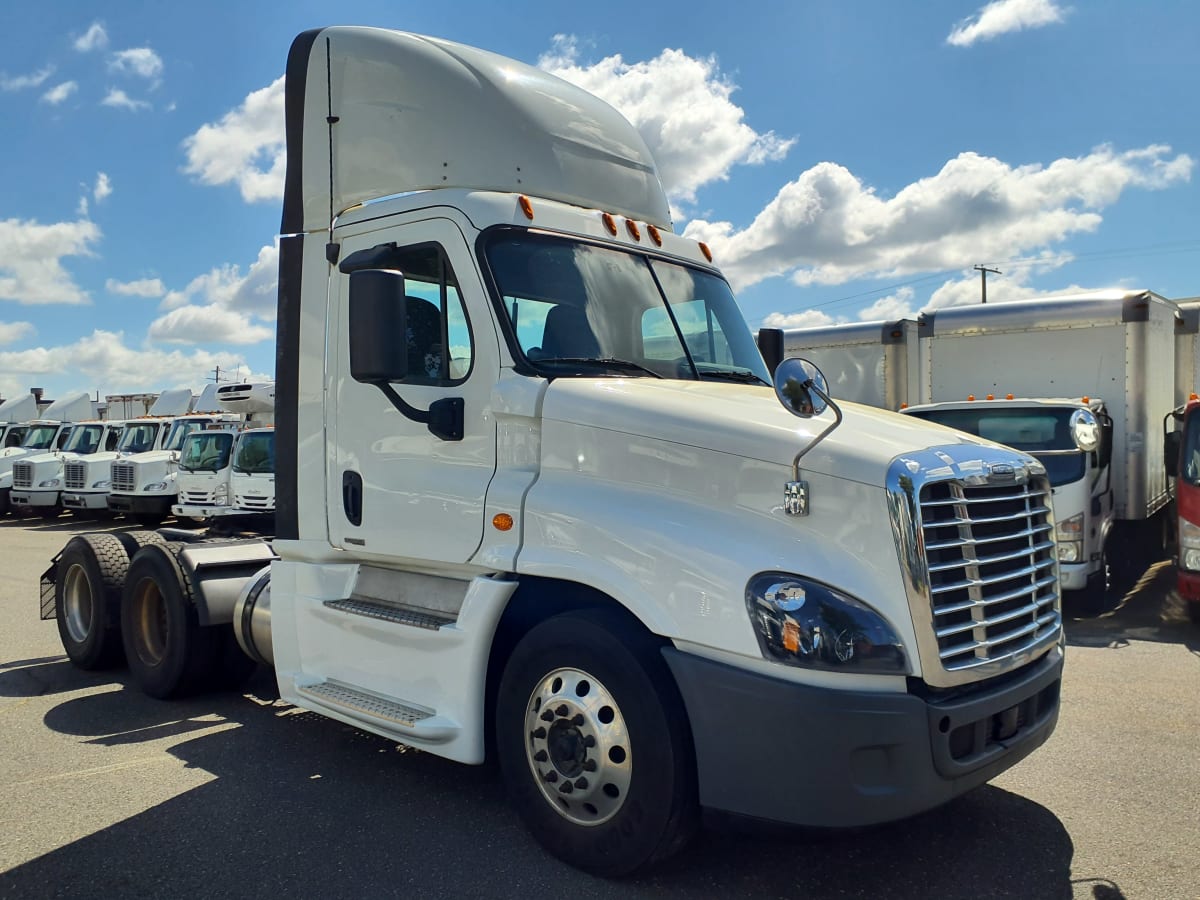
540, 378, 989, 487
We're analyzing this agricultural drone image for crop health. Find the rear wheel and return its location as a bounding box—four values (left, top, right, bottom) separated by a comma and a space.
120, 543, 220, 698
495, 609, 698, 876
55, 534, 130, 669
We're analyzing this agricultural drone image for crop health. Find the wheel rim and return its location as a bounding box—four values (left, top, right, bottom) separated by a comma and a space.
130, 578, 169, 667
62, 564, 93, 644
524, 667, 632, 826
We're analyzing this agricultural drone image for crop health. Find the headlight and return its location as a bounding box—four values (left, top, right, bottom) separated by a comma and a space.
1057, 541, 1081, 563
38, 479, 61, 488
1180, 520, 1200, 571
744, 573, 908, 674
92, 480, 110, 489
144, 481, 169, 491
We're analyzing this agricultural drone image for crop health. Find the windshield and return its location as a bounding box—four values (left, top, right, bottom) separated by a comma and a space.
63, 424, 105, 454
234, 432, 274, 474
906, 406, 1087, 487
485, 231, 769, 384
1182, 409, 1200, 487
164, 418, 208, 451
21, 425, 58, 450
180, 432, 235, 472
119, 422, 161, 454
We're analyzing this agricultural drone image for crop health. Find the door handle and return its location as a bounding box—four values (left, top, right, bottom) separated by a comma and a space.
342, 470, 363, 526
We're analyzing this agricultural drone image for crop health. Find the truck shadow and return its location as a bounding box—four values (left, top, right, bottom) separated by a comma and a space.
1063, 560, 1200, 653
0, 668, 1085, 899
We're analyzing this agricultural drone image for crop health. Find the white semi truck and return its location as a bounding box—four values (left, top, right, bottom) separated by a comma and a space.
773, 291, 1178, 600
174, 382, 276, 521
41, 27, 1065, 876
9, 419, 126, 518
60, 388, 195, 517
0, 392, 95, 516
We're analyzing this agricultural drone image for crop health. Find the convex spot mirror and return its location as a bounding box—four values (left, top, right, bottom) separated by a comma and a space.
348, 269, 409, 384
1070, 408, 1101, 452
774, 358, 830, 419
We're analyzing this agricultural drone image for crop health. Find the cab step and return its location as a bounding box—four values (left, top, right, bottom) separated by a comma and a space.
324, 597, 456, 629
299, 680, 433, 727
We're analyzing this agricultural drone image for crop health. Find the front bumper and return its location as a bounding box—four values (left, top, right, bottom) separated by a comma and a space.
663, 646, 1062, 828
61, 492, 110, 510
1057, 561, 1090, 592
108, 493, 173, 517
172, 503, 241, 520
1178, 567, 1200, 605
10, 490, 58, 508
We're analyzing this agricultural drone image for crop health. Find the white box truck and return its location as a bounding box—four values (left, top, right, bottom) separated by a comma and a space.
40, 27, 1065, 876
902, 290, 1177, 599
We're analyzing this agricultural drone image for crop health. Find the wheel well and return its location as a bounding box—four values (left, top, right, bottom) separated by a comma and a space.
482, 577, 663, 763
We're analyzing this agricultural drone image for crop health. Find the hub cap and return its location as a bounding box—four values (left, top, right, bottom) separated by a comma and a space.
524, 667, 631, 826
62, 564, 93, 644
130, 578, 168, 667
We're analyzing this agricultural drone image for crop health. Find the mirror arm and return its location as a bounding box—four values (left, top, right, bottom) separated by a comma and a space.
791, 383, 843, 480
376, 383, 464, 442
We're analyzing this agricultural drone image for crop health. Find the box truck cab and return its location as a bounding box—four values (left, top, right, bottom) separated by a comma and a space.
9, 419, 126, 518
60, 388, 195, 516
229, 427, 274, 512
42, 27, 1065, 876
1168, 395, 1200, 623
0, 392, 95, 516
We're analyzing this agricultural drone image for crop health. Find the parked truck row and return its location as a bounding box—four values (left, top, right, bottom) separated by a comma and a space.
39, 26, 1066, 876
767, 289, 1181, 603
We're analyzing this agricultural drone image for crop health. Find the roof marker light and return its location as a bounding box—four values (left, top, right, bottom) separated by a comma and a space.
1192, 392, 1199, 401
518, 195, 534, 220
1006, 393, 1014, 400
626, 219, 641, 241
647, 224, 663, 246
968, 395, 976, 402
1082, 396, 1090, 404
601, 212, 617, 235
698, 241, 713, 262
986, 394, 995, 401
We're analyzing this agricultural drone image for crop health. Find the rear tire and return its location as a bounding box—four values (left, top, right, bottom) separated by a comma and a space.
55, 534, 130, 669
120, 543, 220, 699
495, 609, 698, 876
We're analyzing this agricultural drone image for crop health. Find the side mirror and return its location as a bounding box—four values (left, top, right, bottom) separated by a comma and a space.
774, 358, 831, 419
1165, 430, 1182, 476
349, 269, 409, 384
1069, 408, 1101, 452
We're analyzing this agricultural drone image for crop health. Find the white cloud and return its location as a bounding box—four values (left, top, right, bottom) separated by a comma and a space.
182, 76, 285, 203
74, 23, 108, 52
538, 36, 792, 207
947, 0, 1068, 47
101, 88, 150, 111
0, 330, 269, 393
149, 306, 274, 345
0, 321, 34, 345
93, 172, 112, 202
760, 309, 836, 329
159, 243, 279, 318
109, 47, 163, 81
106, 277, 165, 298
41, 81, 78, 105
0, 217, 100, 305
1, 67, 54, 91
683, 144, 1193, 293
858, 287, 919, 321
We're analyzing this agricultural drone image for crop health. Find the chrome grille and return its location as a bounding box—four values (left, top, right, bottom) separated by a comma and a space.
888, 445, 1061, 689
64, 461, 88, 490
110, 461, 136, 493
12, 462, 33, 489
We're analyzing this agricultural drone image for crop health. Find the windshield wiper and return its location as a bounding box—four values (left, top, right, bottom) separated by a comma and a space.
696, 368, 770, 386
538, 357, 664, 378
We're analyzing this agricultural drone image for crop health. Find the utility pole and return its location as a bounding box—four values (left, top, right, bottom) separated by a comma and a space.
974, 265, 1001, 304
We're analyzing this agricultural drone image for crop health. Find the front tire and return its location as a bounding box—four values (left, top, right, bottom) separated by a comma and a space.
55, 533, 130, 669
495, 609, 698, 876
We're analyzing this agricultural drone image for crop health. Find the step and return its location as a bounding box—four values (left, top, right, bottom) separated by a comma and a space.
324, 597, 456, 630
299, 681, 433, 727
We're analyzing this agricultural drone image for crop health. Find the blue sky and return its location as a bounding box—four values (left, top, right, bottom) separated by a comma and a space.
1, 1, 1197, 402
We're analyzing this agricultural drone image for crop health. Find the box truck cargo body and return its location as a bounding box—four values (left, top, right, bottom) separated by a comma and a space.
777, 319, 920, 411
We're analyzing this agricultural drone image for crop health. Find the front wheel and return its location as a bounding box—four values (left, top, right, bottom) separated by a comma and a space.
495, 609, 698, 876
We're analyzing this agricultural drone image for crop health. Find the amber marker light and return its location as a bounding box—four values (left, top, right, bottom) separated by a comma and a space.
968, 395, 976, 401
647, 224, 663, 246
1192, 392, 1199, 401
1006, 393, 1014, 400
986, 394, 995, 400
900, 402, 908, 409
782, 619, 801, 653
626, 219, 641, 241
518, 195, 534, 220
493, 513, 514, 532
698, 241, 713, 262
601, 212, 617, 235
1082, 396, 1090, 404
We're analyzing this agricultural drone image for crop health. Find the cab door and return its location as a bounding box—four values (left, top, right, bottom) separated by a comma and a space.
327, 216, 500, 565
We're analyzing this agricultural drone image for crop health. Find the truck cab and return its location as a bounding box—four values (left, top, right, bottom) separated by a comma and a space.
229, 427, 274, 513
10, 419, 126, 518
1170, 395, 1200, 622
903, 397, 1112, 595
0, 392, 95, 516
